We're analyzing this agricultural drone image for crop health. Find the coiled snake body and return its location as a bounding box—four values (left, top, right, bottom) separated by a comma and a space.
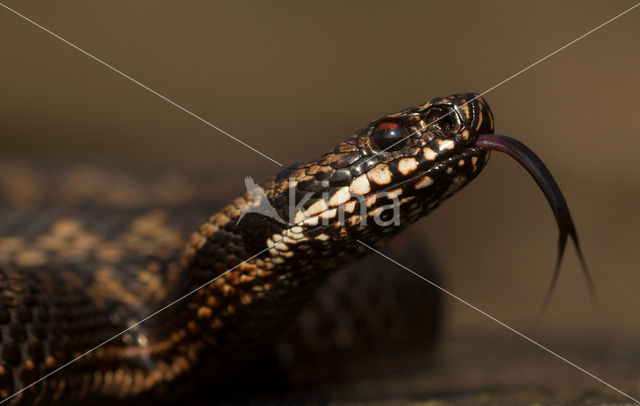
1, 93, 577, 404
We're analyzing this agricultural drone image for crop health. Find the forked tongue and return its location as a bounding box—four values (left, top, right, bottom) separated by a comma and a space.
474, 134, 597, 316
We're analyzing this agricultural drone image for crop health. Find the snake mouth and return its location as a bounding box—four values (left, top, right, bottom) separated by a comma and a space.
371, 146, 487, 198
472, 134, 597, 312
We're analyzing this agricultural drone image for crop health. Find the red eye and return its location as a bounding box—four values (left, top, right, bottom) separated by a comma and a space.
377, 122, 400, 131
372, 122, 406, 151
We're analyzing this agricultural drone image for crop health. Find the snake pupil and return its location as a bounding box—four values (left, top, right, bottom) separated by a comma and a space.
372, 122, 407, 151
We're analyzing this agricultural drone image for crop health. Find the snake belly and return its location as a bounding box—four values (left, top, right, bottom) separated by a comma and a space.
0, 92, 494, 404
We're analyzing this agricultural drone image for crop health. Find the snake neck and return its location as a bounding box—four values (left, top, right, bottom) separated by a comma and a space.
101, 191, 367, 396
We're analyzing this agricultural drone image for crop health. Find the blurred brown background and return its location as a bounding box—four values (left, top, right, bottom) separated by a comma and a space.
1, 1, 639, 403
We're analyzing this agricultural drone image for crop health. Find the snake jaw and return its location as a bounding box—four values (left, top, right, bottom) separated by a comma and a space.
264, 94, 495, 253
473, 134, 598, 312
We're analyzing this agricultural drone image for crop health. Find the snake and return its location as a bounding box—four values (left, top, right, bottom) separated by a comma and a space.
0, 93, 595, 404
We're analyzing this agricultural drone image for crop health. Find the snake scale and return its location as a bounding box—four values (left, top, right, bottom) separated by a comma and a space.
0, 93, 590, 404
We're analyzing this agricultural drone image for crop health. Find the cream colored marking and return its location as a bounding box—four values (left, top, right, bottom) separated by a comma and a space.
346, 215, 361, 227
368, 206, 385, 218
328, 186, 351, 207
287, 232, 304, 240
461, 129, 470, 140
320, 208, 338, 220
270, 256, 285, 264
315, 233, 330, 241
343, 200, 356, 213
366, 195, 377, 207
305, 199, 328, 217
285, 231, 301, 241
414, 176, 434, 189
285, 235, 302, 245
460, 103, 470, 118
423, 147, 437, 160
400, 196, 416, 204
458, 159, 465, 166
437, 139, 455, 151
386, 188, 403, 199
446, 167, 453, 174
397, 158, 418, 176
475, 110, 484, 130
293, 210, 305, 224
472, 156, 478, 165
367, 164, 392, 185
349, 174, 371, 195
303, 216, 319, 226
291, 226, 303, 234
189, 233, 207, 250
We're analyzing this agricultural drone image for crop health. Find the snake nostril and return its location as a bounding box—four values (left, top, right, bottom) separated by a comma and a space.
424, 106, 460, 136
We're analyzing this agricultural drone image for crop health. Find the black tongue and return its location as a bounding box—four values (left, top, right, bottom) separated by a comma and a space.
473, 134, 597, 314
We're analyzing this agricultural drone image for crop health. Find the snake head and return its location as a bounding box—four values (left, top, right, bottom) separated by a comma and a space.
354, 92, 495, 202
264, 93, 496, 245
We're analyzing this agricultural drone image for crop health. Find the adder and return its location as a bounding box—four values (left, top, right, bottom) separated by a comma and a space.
0, 93, 594, 404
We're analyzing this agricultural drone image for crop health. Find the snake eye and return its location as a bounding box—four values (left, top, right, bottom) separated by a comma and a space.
371, 122, 407, 151
425, 105, 461, 136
